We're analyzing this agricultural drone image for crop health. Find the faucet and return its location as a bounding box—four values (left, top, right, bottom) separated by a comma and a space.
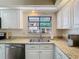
39, 31, 43, 42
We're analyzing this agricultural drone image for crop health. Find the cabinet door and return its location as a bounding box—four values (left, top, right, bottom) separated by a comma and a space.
61, 1, 72, 29
26, 50, 39, 59
62, 54, 69, 59
73, 0, 79, 28
0, 44, 5, 59
62, 4, 71, 29
55, 52, 62, 59
40, 50, 53, 59
57, 10, 62, 29
1, 9, 21, 29
55, 46, 62, 59
55, 46, 69, 59
57, 1, 72, 29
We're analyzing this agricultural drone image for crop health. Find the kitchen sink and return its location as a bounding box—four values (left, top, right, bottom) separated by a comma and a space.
29, 39, 50, 42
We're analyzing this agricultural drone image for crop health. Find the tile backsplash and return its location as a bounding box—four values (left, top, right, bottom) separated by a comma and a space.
1, 10, 78, 39
0, 11, 57, 39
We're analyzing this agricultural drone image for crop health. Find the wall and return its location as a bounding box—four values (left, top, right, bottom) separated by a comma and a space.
0, 10, 57, 39
62, 29, 79, 39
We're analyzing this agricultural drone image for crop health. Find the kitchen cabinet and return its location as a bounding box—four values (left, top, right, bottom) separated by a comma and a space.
39, 45, 53, 59
25, 44, 54, 59
73, 0, 79, 28
25, 45, 39, 59
0, 44, 5, 59
55, 46, 69, 59
62, 2, 71, 29
57, 0, 79, 29
1, 9, 23, 29
26, 50, 39, 59
57, 1, 71, 29
55, 51, 62, 59
40, 50, 53, 59
57, 10, 62, 29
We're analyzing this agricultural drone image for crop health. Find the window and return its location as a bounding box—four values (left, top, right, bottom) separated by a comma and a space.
28, 16, 52, 34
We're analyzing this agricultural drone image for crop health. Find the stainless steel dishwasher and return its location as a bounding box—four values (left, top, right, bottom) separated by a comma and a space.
5, 44, 25, 59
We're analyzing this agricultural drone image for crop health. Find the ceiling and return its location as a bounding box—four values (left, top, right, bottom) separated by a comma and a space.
0, 0, 61, 5
22, 0, 56, 5
0, 0, 68, 13
21, 5, 58, 13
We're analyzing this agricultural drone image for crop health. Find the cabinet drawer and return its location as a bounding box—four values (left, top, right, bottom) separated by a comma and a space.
26, 45, 39, 50
40, 45, 53, 50
0, 44, 5, 48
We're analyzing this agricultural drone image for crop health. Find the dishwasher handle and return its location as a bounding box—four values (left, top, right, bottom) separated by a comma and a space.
5, 45, 24, 48
15, 45, 25, 48
5, 45, 17, 48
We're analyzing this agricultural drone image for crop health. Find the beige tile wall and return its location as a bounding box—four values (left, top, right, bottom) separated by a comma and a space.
0, 10, 58, 39
0, 10, 78, 39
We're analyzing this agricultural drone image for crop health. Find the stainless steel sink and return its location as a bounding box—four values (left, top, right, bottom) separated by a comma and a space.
29, 39, 50, 42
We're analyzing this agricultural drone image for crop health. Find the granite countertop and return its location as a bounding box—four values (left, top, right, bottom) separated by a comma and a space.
0, 38, 29, 44
0, 38, 79, 59
52, 39, 79, 59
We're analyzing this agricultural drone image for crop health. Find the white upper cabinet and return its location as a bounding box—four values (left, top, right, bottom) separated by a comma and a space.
57, 0, 79, 29
73, 0, 79, 28
62, 3, 71, 29
57, 1, 72, 29
1, 9, 23, 29
57, 10, 62, 29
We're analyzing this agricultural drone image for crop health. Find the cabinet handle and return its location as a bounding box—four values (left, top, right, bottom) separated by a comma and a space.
44, 46, 49, 48
39, 51, 42, 53
31, 46, 35, 48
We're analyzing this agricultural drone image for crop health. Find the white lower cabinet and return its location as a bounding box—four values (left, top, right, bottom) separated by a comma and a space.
55, 52, 62, 59
55, 46, 69, 59
25, 44, 69, 59
0, 44, 5, 59
26, 50, 39, 59
25, 44, 54, 59
40, 50, 53, 59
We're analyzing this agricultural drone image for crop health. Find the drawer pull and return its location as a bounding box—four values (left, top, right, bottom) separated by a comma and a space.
39, 51, 42, 53
31, 46, 35, 48
44, 46, 49, 48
